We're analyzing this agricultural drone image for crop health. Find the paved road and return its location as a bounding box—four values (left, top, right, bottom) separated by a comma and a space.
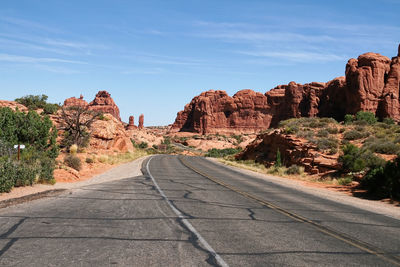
0, 155, 399, 266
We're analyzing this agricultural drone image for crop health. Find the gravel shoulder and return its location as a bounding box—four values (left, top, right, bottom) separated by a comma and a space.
207, 157, 400, 220
0, 156, 149, 205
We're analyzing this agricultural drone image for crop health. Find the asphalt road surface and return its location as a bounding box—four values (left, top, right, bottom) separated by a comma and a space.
0, 155, 399, 266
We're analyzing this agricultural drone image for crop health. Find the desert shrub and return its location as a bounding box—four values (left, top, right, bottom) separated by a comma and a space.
355, 111, 377, 125
316, 129, 329, 137
329, 147, 338, 155
339, 144, 385, 173
138, 142, 148, 149
64, 155, 82, 171
43, 103, 59, 114
363, 139, 400, 155
374, 122, 391, 129
316, 137, 338, 151
286, 165, 304, 175
344, 114, 354, 124
231, 134, 243, 144
98, 113, 109, 121
383, 117, 395, 125
0, 161, 16, 192
327, 127, 339, 134
284, 126, 299, 134
14, 163, 38, 187
162, 137, 171, 145
343, 130, 367, 140
98, 155, 108, 163
275, 149, 282, 167
320, 118, 337, 124
206, 148, 241, 158
152, 144, 158, 149
297, 130, 314, 139
69, 144, 78, 154
39, 157, 56, 184
15, 94, 48, 110
337, 177, 353, 186
362, 157, 400, 199
85, 157, 94, 164
267, 166, 287, 176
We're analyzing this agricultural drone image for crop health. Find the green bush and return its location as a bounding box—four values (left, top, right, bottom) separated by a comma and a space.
343, 130, 367, 140
362, 157, 400, 199
39, 157, 55, 184
383, 117, 395, 125
344, 114, 354, 124
275, 149, 282, 167
0, 161, 16, 192
316, 137, 338, 151
85, 157, 94, 164
43, 103, 59, 114
138, 142, 148, 149
327, 127, 339, 134
363, 139, 400, 155
15, 94, 48, 110
206, 148, 241, 158
64, 155, 82, 171
355, 111, 377, 125
316, 129, 329, 137
14, 163, 37, 187
337, 177, 353, 186
339, 144, 385, 173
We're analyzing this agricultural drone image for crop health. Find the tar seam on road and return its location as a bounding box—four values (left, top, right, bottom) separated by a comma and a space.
179, 156, 400, 267
146, 156, 229, 267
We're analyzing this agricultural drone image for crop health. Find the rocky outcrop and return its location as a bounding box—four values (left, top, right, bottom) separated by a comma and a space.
126, 115, 137, 130
138, 114, 144, 129
236, 130, 340, 175
88, 91, 121, 121
0, 100, 28, 112
90, 114, 134, 152
63, 95, 88, 108
171, 89, 271, 134
171, 45, 400, 134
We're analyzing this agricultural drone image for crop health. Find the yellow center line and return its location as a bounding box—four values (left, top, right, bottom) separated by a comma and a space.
179, 156, 400, 266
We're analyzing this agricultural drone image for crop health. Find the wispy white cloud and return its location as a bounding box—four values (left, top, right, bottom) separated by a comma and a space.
237, 50, 346, 62
0, 53, 87, 64
0, 16, 60, 33
34, 64, 82, 74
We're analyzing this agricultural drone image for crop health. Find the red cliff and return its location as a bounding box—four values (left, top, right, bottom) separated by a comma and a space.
171, 45, 400, 134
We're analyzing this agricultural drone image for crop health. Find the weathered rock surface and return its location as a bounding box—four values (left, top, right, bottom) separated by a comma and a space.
138, 114, 144, 129
126, 115, 137, 130
63, 95, 88, 108
171, 45, 400, 134
236, 130, 340, 175
90, 114, 134, 152
0, 100, 28, 112
88, 91, 121, 121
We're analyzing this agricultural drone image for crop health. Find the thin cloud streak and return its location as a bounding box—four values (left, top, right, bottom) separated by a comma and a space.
0, 54, 87, 64
237, 50, 347, 62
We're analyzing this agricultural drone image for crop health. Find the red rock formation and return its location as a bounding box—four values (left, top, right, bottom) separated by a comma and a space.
138, 114, 144, 129
171, 45, 400, 134
236, 130, 340, 175
171, 89, 271, 134
126, 115, 137, 130
88, 91, 121, 121
63, 96, 88, 108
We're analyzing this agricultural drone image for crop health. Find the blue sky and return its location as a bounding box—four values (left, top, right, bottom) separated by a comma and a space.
0, 0, 399, 125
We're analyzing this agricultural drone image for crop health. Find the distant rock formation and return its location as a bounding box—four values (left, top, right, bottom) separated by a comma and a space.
89, 91, 121, 121
138, 114, 144, 129
0, 100, 28, 112
64, 91, 121, 121
63, 96, 88, 108
171, 44, 400, 134
126, 115, 137, 130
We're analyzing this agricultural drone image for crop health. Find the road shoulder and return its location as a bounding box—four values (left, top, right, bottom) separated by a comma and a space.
207, 157, 400, 220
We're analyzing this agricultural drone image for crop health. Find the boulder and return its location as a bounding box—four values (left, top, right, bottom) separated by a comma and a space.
63, 96, 88, 108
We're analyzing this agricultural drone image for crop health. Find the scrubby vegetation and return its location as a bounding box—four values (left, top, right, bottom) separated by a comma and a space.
206, 148, 242, 158
0, 107, 59, 192
15, 94, 60, 114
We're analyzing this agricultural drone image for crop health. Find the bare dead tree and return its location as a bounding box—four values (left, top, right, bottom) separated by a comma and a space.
60, 106, 101, 149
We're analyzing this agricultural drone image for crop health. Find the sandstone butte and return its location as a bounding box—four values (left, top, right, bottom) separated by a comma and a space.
170, 44, 400, 134
64, 91, 121, 121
